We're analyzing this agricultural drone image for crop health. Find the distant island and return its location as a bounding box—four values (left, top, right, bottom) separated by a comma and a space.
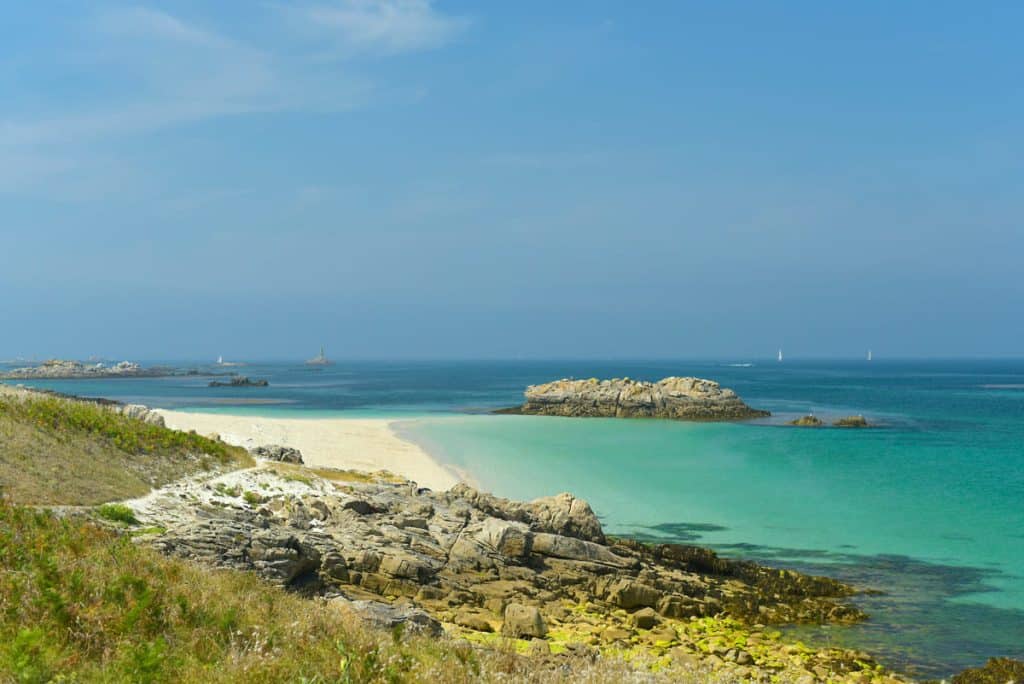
499, 376, 769, 421
0, 359, 179, 380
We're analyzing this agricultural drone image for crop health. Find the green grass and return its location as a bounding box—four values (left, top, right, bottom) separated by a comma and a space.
0, 392, 252, 505
96, 503, 139, 525
0, 500, 712, 683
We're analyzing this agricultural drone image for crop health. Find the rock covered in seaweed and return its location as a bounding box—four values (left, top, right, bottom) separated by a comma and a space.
504, 376, 769, 421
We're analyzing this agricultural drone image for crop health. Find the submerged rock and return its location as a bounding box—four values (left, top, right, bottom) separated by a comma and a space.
949, 657, 1024, 684
208, 375, 269, 387
502, 376, 769, 421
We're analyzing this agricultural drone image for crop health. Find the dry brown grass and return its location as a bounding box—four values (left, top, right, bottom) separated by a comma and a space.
0, 391, 252, 505
0, 501, 733, 683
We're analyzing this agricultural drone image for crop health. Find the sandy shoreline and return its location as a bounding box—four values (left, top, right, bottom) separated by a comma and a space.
156, 410, 461, 492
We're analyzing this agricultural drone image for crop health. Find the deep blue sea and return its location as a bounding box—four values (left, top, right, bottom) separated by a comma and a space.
6, 359, 1023, 678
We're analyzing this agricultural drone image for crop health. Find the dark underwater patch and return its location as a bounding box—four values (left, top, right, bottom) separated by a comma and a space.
620, 524, 1024, 679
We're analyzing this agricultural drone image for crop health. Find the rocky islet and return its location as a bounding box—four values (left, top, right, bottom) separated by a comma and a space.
502, 376, 770, 421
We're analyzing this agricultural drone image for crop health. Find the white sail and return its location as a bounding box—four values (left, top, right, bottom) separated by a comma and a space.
867, 350, 872, 362
777, 348, 783, 362
217, 355, 223, 365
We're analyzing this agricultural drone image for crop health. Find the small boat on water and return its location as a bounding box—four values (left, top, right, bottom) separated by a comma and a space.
216, 355, 244, 367
867, 349, 873, 362
305, 346, 334, 366
777, 348, 784, 362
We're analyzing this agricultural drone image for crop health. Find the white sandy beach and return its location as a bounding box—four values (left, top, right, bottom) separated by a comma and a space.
156, 410, 460, 491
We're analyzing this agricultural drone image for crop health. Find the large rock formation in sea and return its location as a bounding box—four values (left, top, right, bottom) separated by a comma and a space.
503, 376, 769, 420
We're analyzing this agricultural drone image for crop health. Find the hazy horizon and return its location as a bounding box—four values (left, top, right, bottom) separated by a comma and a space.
4, 2, 1023, 360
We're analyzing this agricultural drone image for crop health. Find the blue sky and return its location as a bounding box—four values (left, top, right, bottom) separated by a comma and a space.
2, 1, 1022, 359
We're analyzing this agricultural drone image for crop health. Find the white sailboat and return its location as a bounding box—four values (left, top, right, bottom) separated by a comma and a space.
777, 348, 783, 362
217, 355, 223, 365
867, 349, 873, 362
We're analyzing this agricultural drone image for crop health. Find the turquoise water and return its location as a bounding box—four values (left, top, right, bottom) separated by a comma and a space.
7, 359, 1023, 678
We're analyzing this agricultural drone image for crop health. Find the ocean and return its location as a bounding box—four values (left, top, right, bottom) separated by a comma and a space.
7, 359, 1023, 678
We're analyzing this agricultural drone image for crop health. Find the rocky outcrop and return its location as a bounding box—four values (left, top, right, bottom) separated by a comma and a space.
208, 376, 269, 387
0, 359, 169, 379
503, 377, 769, 421
114, 403, 166, 427
131, 467, 864, 628
834, 415, 869, 428
122, 465, 899, 682
789, 415, 824, 427
251, 445, 304, 464
448, 485, 606, 543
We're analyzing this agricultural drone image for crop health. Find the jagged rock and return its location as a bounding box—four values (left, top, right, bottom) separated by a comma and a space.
526, 492, 606, 544
129, 464, 873, 678
530, 532, 634, 568
448, 485, 605, 543
502, 603, 547, 638
251, 445, 304, 464
336, 599, 443, 637
504, 376, 769, 421
249, 531, 320, 585
476, 518, 533, 559
789, 415, 823, 427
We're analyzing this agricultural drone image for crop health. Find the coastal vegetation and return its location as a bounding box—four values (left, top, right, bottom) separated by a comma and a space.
2, 499, 627, 683
0, 389, 250, 505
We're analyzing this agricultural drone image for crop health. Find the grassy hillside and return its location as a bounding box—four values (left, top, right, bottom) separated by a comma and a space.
0, 500, 701, 683
0, 389, 251, 505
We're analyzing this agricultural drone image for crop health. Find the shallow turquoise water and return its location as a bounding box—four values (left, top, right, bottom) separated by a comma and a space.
9, 359, 1023, 677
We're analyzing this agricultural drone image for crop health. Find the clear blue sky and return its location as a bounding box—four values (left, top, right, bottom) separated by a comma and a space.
2, 1, 1022, 360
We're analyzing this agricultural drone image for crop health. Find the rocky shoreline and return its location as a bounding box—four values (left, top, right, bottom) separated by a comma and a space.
1, 358, 181, 380
500, 376, 770, 421
121, 456, 905, 683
